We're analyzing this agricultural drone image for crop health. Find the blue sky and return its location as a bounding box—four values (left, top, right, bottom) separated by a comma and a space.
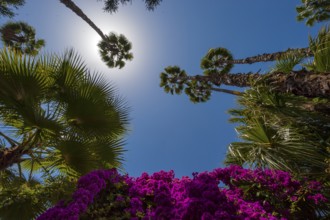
2, 0, 324, 177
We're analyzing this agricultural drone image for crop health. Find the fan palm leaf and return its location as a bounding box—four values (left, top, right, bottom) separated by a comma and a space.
0, 48, 129, 174
226, 85, 330, 179
0, 21, 45, 55
270, 52, 304, 73
0, 48, 129, 218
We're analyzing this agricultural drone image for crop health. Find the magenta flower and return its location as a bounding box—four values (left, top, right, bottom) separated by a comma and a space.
38, 166, 328, 220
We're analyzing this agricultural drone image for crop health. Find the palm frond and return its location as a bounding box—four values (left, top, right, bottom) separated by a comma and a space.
90, 137, 126, 170
61, 71, 128, 137
308, 25, 330, 72
227, 117, 328, 175
0, 47, 131, 219
227, 84, 330, 178
271, 52, 304, 73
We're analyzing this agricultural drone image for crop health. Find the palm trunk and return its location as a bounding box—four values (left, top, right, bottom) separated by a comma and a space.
59, 0, 106, 41
0, 132, 36, 171
176, 70, 330, 98
210, 88, 243, 96
216, 47, 313, 65
182, 72, 261, 87
265, 70, 330, 98
0, 145, 29, 170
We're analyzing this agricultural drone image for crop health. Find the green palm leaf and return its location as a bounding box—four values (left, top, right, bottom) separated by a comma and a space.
0, 48, 129, 218
0, 21, 45, 55
227, 85, 330, 178
307, 25, 330, 72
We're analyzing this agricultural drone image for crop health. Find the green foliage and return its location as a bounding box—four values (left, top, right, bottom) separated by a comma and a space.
296, 0, 330, 26
81, 179, 131, 219
0, 21, 45, 56
0, 169, 76, 220
0, 0, 25, 18
160, 66, 213, 103
160, 26, 330, 104
98, 32, 133, 69
102, 0, 162, 13
160, 47, 236, 103
184, 79, 211, 103
0, 48, 130, 218
226, 85, 330, 179
306, 25, 330, 72
160, 66, 187, 95
270, 52, 304, 73
326, 144, 330, 173
201, 47, 233, 74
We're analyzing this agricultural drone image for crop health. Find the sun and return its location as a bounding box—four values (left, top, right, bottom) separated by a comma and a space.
60, 2, 158, 96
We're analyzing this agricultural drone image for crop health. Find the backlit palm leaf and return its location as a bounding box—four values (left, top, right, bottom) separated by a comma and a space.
0, 48, 129, 218
226, 85, 330, 178
0, 21, 45, 55
307, 25, 330, 72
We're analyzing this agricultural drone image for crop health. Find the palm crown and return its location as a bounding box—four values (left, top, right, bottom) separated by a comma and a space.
0, 21, 45, 55
0, 48, 129, 175
0, 48, 130, 219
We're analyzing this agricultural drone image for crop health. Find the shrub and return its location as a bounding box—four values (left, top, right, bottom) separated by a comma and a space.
37, 166, 327, 220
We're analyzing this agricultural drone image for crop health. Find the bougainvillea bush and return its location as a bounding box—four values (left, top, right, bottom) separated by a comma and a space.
37, 165, 328, 220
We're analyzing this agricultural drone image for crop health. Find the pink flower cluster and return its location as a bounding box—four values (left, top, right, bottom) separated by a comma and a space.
37, 166, 327, 220
37, 169, 117, 220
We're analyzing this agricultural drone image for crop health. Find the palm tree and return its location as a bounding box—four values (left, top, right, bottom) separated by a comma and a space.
296, 0, 330, 26
59, 0, 133, 68
0, 48, 129, 174
225, 86, 330, 220
101, 0, 163, 13
160, 26, 330, 102
0, 0, 25, 18
98, 32, 133, 69
218, 27, 330, 216
0, 48, 129, 218
0, 21, 45, 55
225, 85, 330, 179
214, 47, 313, 65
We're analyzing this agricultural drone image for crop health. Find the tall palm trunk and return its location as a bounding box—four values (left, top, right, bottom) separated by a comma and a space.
216, 47, 313, 65
175, 70, 330, 98
59, 0, 106, 41
266, 70, 330, 98
59, 0, 121, 55
0, 131, 35, 171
